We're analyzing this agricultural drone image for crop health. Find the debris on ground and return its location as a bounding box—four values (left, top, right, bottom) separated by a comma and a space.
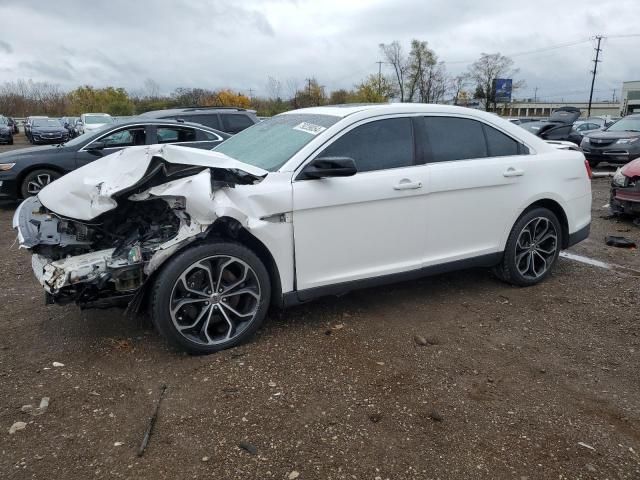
137, 384, 167, 457
21, 397, 49, 416
288, 471, 300, 479
238, 441, 257, 455
578, 442, 596, 451
368, 413, 383, 423
8, 421, 27, 434
605, 236, 637, 248
52, 362, 65, 367
414, 335, 428, 346
429, 410, 444, 422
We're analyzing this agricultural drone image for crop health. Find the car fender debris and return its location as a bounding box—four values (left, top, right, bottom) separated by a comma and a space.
605, 236, 637, 249
137, 384, 167, 457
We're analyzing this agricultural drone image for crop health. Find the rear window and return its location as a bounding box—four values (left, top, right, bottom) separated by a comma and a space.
222, 114, 255, 134
180, 114, 221, 130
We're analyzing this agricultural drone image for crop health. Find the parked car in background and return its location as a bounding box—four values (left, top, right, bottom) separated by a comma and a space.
610, 158, 640, 216
29, 117, 69, 145
78, 113, 114, 135
139, 106, 259, 134
0, 119, 229, 199
24, 116, 48, 141
519, 107, 583, 145
7, 117, 19, 134
573, 120, 603, 136
11, 104, 591, 354
61, 117, 80, 138
0, 116, 14, 144
581, 114, 640, 168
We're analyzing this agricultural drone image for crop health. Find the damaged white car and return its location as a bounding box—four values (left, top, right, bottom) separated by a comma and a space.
13, 104, 592, 354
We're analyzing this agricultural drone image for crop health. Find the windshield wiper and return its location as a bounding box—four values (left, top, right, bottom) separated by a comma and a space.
623, 129, 640, 132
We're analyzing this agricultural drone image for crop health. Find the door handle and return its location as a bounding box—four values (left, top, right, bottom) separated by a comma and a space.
393, 179, 423, 190
503, 167, 525, 177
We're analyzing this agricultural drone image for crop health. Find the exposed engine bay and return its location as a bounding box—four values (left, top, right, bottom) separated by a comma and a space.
12, 145, 267, 308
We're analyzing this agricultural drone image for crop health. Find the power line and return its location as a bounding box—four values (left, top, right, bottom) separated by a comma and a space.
587, 35, 604, 116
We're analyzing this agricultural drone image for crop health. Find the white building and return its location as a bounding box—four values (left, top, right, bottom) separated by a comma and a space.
621, 80, 640, 115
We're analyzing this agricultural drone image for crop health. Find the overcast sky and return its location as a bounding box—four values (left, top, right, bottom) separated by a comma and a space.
0, 0, 639, 102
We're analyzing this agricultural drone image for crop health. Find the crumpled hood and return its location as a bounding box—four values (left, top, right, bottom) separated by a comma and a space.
37, 144, 268, 221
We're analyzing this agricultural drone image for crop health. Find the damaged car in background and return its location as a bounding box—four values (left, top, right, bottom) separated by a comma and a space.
610, 156, 640, 217
13, 104, 592, 354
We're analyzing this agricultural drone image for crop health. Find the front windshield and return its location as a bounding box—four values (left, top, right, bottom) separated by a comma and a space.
33, 118, 62, 127
84, 115, 113, 125
521, 122, 544, 133
62, 124, 114, 147
213, 113, 340, 171
0, 117, 7, 125
606, 116, 640, 132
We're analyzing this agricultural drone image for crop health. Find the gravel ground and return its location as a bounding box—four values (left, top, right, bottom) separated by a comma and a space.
1, 134, 639, 479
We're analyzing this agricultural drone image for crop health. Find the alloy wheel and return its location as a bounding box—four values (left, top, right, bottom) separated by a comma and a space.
169, 255, 261, 346
514, 217, 558, 279
27, 173, 54, 194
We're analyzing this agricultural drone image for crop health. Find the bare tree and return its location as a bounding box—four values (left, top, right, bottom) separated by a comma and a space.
379, 41, 408, 102
468, 53, 521, 111
265, 76, 282, 100
451, 74, 469, 105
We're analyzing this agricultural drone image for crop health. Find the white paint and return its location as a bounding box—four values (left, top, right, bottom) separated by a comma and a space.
560, 251, 611, 269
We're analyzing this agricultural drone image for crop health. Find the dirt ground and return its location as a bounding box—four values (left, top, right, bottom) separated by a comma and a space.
1, 133, 639, 479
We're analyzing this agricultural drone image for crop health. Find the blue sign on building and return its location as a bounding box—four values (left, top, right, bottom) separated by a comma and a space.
494, 78, 513, 103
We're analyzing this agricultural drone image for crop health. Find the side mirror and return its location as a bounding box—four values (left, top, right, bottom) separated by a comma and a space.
299, 156, 357, 180
87, 141, 106, 151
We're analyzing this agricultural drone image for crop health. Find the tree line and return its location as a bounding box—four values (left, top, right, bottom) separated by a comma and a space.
0, 41, 520, 118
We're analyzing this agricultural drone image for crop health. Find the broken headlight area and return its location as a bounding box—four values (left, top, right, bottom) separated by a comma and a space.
16, 195, 183, 307
610, 176, 640, 216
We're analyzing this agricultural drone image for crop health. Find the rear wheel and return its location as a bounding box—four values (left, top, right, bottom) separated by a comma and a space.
494, 207, 562, 287
151, 241, 271, 354
8, 136, 13, 145
20, 169, 61, 198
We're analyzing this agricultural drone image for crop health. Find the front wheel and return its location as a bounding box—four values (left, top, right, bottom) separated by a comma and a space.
494, 208, 562, 287
20, 169, 61, 198
151, 241, 271, 354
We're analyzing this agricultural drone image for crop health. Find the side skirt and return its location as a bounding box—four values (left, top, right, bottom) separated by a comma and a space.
282, 252, 503, 307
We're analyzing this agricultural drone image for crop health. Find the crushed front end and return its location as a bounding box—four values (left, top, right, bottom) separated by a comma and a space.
610, 167, 640, 216
11, 145, 267, 309
14, 195, 185, 307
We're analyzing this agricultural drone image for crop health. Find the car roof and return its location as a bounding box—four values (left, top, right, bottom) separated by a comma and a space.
140, 106, 257, 117
280, 103, 507, 119
85, 118, 230, 136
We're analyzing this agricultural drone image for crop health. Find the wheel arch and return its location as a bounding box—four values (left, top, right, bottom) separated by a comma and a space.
206, 216, 284, 308
16, 164, 66, 198
518, 198, 570, 249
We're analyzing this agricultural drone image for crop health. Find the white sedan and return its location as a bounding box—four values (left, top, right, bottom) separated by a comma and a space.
13, 104, 592, 354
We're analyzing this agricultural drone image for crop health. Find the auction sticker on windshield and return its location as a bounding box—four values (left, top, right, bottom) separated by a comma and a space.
293, 122, 326, 135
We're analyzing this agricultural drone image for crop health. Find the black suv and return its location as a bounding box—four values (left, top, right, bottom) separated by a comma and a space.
139, 107, 259, 134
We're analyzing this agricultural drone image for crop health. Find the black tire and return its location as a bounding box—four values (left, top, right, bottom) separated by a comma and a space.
493, 207, 562, 287
151, 241, 271, 354
588, 159, 599, 168
8, 136, 13, 145
20, 169, 61, 198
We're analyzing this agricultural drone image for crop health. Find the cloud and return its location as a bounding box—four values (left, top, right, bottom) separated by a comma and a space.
0, 40, 12, 54
0, 0, 637, 103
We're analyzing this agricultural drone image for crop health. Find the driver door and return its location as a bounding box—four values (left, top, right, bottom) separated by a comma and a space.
291, 116, 430, 292
75, 125, 148, 168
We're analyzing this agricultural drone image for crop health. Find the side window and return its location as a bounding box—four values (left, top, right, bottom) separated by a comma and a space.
422, 117, 487, 162
318, 117, 414, 173
203, 130, 221, 141
483, 124, 521, 157
182, 115, 221, 130
222, 114, 254, 134
98, 127, 146, 148
156, 126, 197, 144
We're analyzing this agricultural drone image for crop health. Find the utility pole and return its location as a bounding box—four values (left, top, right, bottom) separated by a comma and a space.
376, 61, 384, 95
534, 86, 538, 103
306, 78, 312, 97
587, 35, 604, 117
612, 89, 616, 103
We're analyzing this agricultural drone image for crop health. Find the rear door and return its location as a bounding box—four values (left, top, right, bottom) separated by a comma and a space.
418, 116, 532, 265
292, 116, 430, 291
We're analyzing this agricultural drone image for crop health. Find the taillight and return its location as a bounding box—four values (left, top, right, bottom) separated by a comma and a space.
584, 159, 592, 179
